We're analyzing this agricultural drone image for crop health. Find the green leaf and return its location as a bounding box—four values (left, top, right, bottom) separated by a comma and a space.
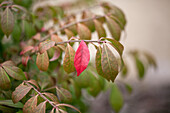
102, 3, 126, 26
0, 105, 16, 113
94, 19, 106, 38
0, 100, 23, 108
36, 51, 49, 71
0, 7, 14, 37
77, 23, 91, 40
121, 63, 128, 77
63, 43, 76, 74
101, 44, 118, 82
39, 40, 55, 54
95, 45, 105, 77
106, 16, 121, 41
56, 87, 72, 103
102, 38, 124, 56
110, 84, 123, 113
135, 56, 145, 79
81, 11, 95, 32
144, 52, 157, 68
34, 101, 46, 113
3, 66, 26, 80
12, 84, 32, 103
0, 67, 11, 90
23, 95, 38, 113
125, 83, 133, 94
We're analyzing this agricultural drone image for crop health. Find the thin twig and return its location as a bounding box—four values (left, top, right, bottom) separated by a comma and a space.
24, 81, 58, 109
40, 14, 108, 42
55, 39, 105, 45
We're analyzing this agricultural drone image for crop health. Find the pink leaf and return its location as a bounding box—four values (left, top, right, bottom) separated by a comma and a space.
20, 46, 34, 55
50, 47, 61, 61
74, 41, 90, 76
22, 56, 30, 66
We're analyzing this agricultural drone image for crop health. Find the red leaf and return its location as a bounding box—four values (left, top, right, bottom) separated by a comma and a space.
74, 41, 90, 76
20, 46, 34, 55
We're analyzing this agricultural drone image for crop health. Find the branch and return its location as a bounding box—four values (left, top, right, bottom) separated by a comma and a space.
55, 39, 106, 45
40, 14, 109, 42
24, 81, 58, 109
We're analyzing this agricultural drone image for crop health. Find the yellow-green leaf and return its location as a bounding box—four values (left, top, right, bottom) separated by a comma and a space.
0, 67, 11, 90
106, 16, 121, 41
135, 56, 145, 79
3, 66, 26, 80
94, 19, 106, 38
36, 51, 49, 71
12, 84, 32, 103
110, 84, 123, 113
1, 7, 14, 37
81, 11, 95, 32
63, 43, 75, 74
0, 100, 23, 108
77, 23, 91, 40
56, 87, 72, 103
102, 38, 124, 56
101, 44, 118, 82
95, 45, 105, 77
23, 95, 38, 113
39, 40, 55, 54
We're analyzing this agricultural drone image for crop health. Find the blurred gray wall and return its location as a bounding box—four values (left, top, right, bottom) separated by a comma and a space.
103, 0, 170, 84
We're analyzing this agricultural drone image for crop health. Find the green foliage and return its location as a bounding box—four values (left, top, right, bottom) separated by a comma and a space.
0, 0, 157, 113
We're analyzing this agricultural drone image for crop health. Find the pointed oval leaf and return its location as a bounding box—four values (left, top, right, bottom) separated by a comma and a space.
22, 56, 30, 67
39, 40, 55, 54
50, 46, 61, 61
74, 41, 90, 76
110, 84, 124, 113
64, 29, 74, 40
101, 44, 118, 82
36, 51, 49, 71
0, 100, 23, 108
81, 11, 95, 32
27, 80, 40, 89
106, 16, 121, 41
3, 66, 26, 80
56, 87, 72, 103
77, 23, 91, 40
12, 84, 32, 103
102, 38, 124, 56
135, 56, 145, 79
94, 19, 106, 38
23, 95, 38, 113
1, 7, 14, 37
43, 92, 59, 103
51, 35, 65, 51
95, 45, 105, 77
1, 60, 15, 67
143, 52, 157, 68
20, 46, 34, 55
32, 33, 41, 40
34, 101, 46, 113
63, 43, 76, 74
0, 67, 11, 90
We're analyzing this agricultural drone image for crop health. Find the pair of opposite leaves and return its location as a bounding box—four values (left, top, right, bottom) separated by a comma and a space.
63, 40, 90, 76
